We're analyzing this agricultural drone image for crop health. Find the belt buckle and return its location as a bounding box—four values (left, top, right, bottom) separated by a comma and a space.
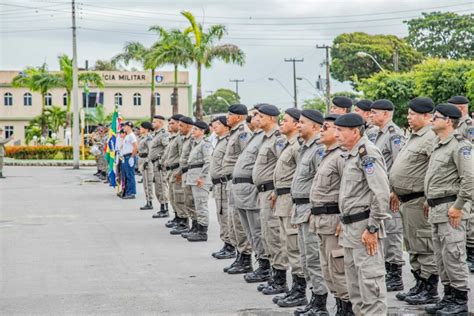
259, 184, 265, 192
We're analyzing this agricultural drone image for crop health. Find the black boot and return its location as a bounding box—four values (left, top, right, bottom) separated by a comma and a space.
257, 269, 274, 292
335, 298, 342, 316
467, 247, 474, 273
278, 275, 308, 308
227, 253, 253, 274
243, 258, 271, 283
187, 224, 208, 242
212, 243, 227, 258
181, 220, 198, 239
262, 269, 288, 295
152, 204, 169, 218
385, 261, 391, 283
214, 243, 236, 260
396, 270, 423, 301
300, 292, 329, 316
425, 285, 453, 314
165, 213, 178, 228
140, 201, 153, 210
341, 300, 355, 316
386, 263, 404, 292
170, 217, 189, 235
273, 275, 295, 304
436, 288, 468, 315
405, 274, 439, 305
223, 252, 241, 273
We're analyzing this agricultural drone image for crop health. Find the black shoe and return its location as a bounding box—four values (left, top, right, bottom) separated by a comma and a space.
140, 202, 153, 210
340, 300, 355, 316
396, 270, 423, 301
435, 288, 468, 315
152, 211, 169, 218
165, 213, 178, 227
212, 244, 227, 258
227, 253, 253, 274
292, 291, 315, 315
214, 244, 236, 259
425, 285, 453, 314
277, 275, 308, 308
243, 258, 271, 283
170, 218, 189, 235
223, 252, 241, 273
405, 274, 439, 305
122, 195, 135, 199
386, 263, 404, 292
467, 247, 474, 274
258, 270, 274, 292
187, 224, 208, 242
302, 293, 329, 316
182, 220, 198, 239
262, 268, 288, 295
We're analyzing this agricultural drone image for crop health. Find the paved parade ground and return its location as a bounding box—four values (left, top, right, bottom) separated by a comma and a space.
0, 167, 472, 315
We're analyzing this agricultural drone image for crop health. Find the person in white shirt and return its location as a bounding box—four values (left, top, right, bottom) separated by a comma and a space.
121, 121, 138, 199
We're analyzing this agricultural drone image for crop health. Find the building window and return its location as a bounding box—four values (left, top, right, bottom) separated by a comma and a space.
24, 92, 32, 106
63, 93, 68, 106
154, 92, 161, 106
114, 93, 123, 107
45, 92, 52, 106
4, 92, 13, 106
133, 93, 141, 106
5, 126, 14, 138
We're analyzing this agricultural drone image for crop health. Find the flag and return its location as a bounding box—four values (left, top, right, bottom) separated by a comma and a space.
105, 108, 121, 187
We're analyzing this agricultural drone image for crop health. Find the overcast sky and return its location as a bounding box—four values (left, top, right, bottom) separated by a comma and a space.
1, 0, 473, 110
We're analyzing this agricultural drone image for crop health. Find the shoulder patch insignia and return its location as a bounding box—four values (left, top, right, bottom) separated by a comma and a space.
362, 156, 376, 175
467, 127, 474, 140
316, 148, 325, 158
203, 142, 212, 150
276, 138, 286, 150
239, 132, 248, 141
459, 146, 471, 160
390, 134, 402, 149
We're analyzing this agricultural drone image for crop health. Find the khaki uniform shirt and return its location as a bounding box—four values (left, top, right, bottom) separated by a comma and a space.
149, 128, 169, 165
365, 125, 378, 143
390, 125, 436, 195
0, 136, 12, 156
179, 133, 193, 175
252, 126, 281, 186
210, 133, 229, 180
186, 137, 212, 186
222, 121, 251, 176
291, 135, 324, 224
137, 134, 152, 170
456, 116, 474, 143
310, 144, 345, 235
164, 133, 182, 179
374, 121, 406, 173
424, 133, 472, 223
339, 136, 391, 248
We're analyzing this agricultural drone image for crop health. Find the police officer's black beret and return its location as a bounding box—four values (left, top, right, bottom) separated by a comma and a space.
193, 120, 209, 130
371, 99, 394, 111
334, 113, 364, 127
141, 122, 153, 130
355, 99, 373, 111
254, 104, 263, 110
124, 121, 134, 128
325, 113, 341, 122
409, 97, 434, 114
285, 108, 301, 121
258, 104, 280, 117
213, 115, 229, 127
179, 116, 194, 125
448, 95, 469, 105
153, 115, 165, 120
169, 114, 184, 121
301, 109, 324, 125
435, 104, 462, 119
228, 103, 248, 115
332, 96, 353, 109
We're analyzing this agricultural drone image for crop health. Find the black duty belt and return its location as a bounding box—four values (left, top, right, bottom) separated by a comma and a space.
311, 204, 340, 215
157, 164, 163, 171
181, 166, 189, 173
233, 177, 254, 184
427, 195, 457, 207
189, 163, 204, 169
138, 153, 148, 158
166, 163, 180, 171
293, 198, 310, 205
398, 192, 425, 203
256, 181, 275, 193
276, 188, 291, 196
212, 174, 233, 185
340, 210, 370, 224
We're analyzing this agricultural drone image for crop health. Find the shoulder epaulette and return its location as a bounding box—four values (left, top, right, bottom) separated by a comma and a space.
388, 126, 396, 133
466, 118, 472, 126
358, 144, 367, 158
238, 124, 245, 131
454, 134, 464, 141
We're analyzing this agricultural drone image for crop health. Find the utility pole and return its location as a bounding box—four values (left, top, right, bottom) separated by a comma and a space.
316, 45, 331, 113
72, 0, 80, 169
229, 79, 244, 96
284, 58, 304, 108
393, 48, 399, 72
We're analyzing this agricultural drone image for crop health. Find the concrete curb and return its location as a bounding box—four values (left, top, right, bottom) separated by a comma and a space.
5, 160, 96, 167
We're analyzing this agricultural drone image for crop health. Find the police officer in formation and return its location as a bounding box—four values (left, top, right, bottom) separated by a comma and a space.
137, 122, 154, 210
128, 94, 471, 316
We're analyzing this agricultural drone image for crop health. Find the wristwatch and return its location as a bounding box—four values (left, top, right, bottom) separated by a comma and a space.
367, 225, 379, 234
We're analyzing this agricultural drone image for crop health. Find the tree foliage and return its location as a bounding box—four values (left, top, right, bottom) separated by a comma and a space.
202, 88, 240, 115
331, 32, 424, 84
404, 12, 474, 60
92, 59, 120, 71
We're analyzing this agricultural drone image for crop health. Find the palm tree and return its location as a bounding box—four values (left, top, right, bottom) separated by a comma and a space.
85, 104, 112, 126
148, 27, 193, 115
113, 42, 160, 119
44, 106, 67, 134
57, 54, 104, 130
181, 11, 245, 119
12, 63, 61, 136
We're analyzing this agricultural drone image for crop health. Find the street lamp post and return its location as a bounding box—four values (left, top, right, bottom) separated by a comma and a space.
356, 51, 386, 73
268, 77, 296, 108
296, 77, 326, 101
